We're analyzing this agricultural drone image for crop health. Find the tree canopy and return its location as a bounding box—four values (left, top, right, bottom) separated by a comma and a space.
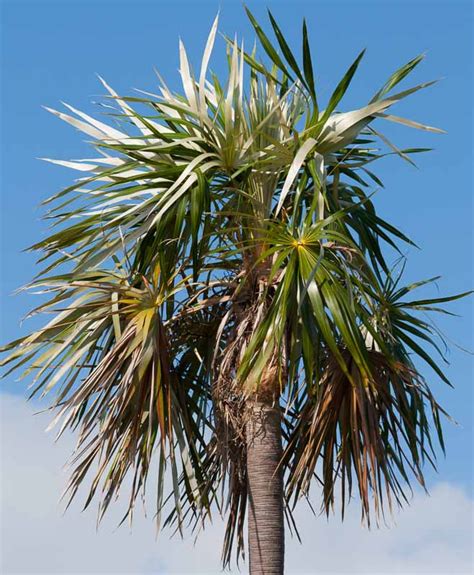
1, 9, 469, 566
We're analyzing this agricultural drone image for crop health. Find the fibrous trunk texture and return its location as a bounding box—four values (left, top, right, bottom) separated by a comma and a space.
246, 400, 284, 574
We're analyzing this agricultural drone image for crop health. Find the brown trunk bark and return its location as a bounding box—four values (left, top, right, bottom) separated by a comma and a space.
246, 400, 284, 574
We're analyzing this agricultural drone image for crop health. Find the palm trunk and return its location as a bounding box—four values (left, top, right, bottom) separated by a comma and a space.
246, 399, 284, 574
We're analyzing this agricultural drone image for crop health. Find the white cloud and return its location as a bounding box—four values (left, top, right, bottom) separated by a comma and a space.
0, 392, 472, 574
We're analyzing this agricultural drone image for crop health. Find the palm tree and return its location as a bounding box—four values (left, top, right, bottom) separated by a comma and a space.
1, 9, 469, 574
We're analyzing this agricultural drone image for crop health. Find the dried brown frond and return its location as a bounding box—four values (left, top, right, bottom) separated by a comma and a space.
284, 349, 446, 524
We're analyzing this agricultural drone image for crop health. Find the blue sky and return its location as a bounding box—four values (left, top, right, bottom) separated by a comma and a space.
1, 0, 472, 572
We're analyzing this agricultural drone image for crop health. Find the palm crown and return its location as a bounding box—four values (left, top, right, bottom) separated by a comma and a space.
1, 9, 468, 568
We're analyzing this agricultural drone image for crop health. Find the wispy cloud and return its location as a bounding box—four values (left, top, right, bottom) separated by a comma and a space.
1, 393, 472, 574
